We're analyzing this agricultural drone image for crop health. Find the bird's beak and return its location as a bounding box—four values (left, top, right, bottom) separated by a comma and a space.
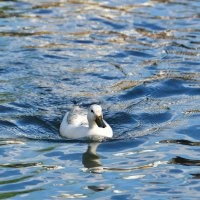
95, 116, 106, 128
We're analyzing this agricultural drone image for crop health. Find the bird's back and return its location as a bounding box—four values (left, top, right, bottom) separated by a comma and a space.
67, 106, 88, 127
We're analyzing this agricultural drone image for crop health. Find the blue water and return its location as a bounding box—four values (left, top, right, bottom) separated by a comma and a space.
1, 0, 200, 199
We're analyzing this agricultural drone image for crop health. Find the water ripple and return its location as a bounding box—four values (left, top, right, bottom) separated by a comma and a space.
0, 189, 44, 199
170, 156, 200, 166
159, 139, 200, 146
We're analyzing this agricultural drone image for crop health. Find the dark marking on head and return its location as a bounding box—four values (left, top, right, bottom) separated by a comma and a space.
95, 116, 106, 128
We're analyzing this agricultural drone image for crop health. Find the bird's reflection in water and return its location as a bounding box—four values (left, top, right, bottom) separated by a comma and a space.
82, 143, 102, 169
82, 142, 169, 174
81, 142, 169, 192
82, 143, 112, 192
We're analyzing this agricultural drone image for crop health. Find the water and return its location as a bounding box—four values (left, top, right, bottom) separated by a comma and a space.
0, 0, 200, 199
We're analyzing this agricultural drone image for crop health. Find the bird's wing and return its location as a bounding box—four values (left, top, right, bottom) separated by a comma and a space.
67, 106, 88, 126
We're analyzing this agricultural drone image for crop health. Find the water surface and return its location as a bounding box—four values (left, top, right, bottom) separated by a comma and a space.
1, 0, 200, 199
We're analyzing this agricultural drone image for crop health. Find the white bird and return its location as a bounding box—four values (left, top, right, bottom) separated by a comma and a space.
59, 104, 113, 140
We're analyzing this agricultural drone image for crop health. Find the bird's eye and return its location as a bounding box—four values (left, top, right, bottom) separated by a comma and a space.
91, 109, 94, 113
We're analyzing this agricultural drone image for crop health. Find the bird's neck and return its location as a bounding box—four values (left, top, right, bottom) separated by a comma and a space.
88, 120, 98, 129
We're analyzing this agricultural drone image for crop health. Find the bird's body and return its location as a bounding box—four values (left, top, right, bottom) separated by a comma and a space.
59, 105, 113, 140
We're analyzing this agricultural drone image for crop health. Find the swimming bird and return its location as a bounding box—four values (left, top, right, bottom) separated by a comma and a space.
59, 104, 113, 140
